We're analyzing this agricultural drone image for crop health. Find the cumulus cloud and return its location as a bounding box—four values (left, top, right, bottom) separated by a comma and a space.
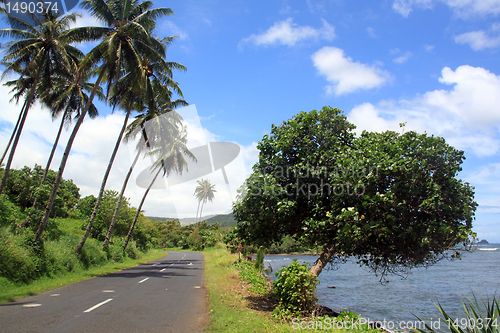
162, 21, 189, 40
240, 18, 335, 48
392, 0, 433, 17
366, 27, 377, 38
393, 0, 500, 18
393, 51, 413, 64
347, 65, 500, 156
312, 46, 391, 96
0, 90, 251, 219
455, 23, 500, 50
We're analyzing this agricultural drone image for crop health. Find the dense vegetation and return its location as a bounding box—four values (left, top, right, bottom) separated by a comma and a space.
0, 164, 229, 283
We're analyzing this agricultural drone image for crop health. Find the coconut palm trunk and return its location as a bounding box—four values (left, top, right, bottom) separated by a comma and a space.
80, 99, 136, 250
40, 109, 69, 184
102, 129, 146, 248
195, 200, 201, 223
21, 109, 70, 227
0, 98, 28, 166
0, 74, 40, 196
36, 69, 106, 243
122, 165, 163, 251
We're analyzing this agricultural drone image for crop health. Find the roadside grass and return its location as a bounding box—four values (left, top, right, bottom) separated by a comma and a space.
204, 247, 379, 333
0, 250, 168, 304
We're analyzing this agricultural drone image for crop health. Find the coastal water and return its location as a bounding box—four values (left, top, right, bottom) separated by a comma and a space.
264, 244, 500, 325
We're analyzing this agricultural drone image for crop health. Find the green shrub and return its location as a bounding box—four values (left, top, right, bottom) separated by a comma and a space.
124, 240, 141, 260
0, 228, 39, 282
272, 259, 318, 319
77, 238, 107, 268
107, 244, 125, 262
0, 194, 24, 228
44, 236, 82, 273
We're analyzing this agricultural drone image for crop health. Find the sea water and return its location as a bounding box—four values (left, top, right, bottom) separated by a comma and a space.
265, 244, 500, 325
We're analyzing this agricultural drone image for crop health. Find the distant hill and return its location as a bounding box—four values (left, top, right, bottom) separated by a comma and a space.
146, 216, 179, 222
478, 239, 489, 244
146, 213, 236, 227
205, 213, 236, 228
146, 215, 217, 226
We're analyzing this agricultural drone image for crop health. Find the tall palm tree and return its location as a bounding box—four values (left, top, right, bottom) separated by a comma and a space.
74, 0, 176, 251
0, 10, 82, 196
102, 110, 185, 247
101, 55, 187, 248
194, 179, 217, 223
123, 125, 196, 251
22, 65, 103, 227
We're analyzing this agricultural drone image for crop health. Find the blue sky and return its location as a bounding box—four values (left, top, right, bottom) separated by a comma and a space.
1, 0, 500, 242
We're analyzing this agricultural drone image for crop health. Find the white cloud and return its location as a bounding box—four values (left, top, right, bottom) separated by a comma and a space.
393, 0, 433, 17
455, 24, 500, 50
393, 51, 413, 64
71, 10, 104, 28
0, 90, 250, 219
367, 27, 377, 38
162, 21, 189, 40
347, 65, 500, 157
393, 0, 500, 17
424, 44, 435, 52
312, 46, 391, 96
240, 18, 335, 48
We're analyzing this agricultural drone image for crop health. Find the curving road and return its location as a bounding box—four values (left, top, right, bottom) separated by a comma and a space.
0, 251, 207, 333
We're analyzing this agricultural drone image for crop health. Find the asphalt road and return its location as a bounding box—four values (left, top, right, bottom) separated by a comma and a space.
0, 251, 207, 333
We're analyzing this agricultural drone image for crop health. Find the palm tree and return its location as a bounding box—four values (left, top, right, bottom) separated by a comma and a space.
123, 125, 196, 251
74, 0, 177, 251
102, 98, 186, 248
0, 10, 82, 196
101, 53, 187, 248
22, 64, 102, 227
194, 179, 217, 223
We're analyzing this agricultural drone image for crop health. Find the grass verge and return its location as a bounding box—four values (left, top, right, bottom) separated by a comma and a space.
203, 247, 378, 333
0, 250, 168, 304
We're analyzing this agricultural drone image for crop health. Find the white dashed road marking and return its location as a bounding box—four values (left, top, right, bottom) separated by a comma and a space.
138, 278, 149, 284
83, 299, 113, 313
23, 304, 42, 308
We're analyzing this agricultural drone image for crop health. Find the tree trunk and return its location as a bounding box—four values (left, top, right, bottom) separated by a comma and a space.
0, 98, 28, 166
82, 99, 135, 250
22, 110, 69, 228
0, 74, 40, 196
309, 239, 337, 277
35, 70, 106, 243
195, 200, 201, 223
122, 166, 162, 251
102, 140, 141, 248
199, 200, 206, 224
41, 109, 69, 185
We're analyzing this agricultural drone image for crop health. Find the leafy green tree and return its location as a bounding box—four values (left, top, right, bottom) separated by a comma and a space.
80, 190, 133, 241
232, 106, 477, 279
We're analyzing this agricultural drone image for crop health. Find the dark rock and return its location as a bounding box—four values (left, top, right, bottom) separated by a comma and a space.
314, 305, 340, 317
